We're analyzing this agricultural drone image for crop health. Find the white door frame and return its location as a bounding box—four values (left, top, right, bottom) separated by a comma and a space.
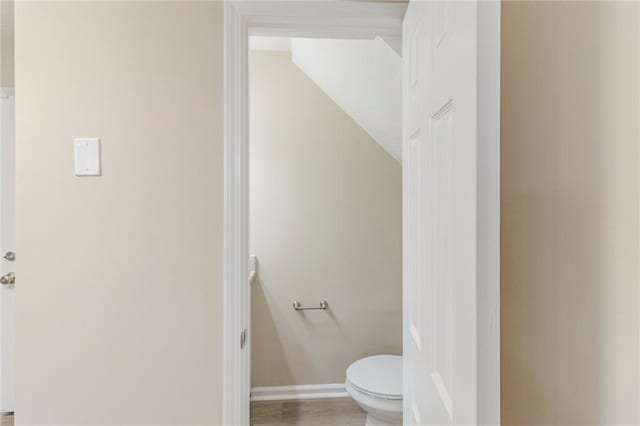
0, 87, 15, 415
476, 3, 501, 423
223, 3, 406, 424
222, 2, 500, 425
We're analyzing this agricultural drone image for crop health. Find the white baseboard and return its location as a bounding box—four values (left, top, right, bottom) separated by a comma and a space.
250, 383, 349, 402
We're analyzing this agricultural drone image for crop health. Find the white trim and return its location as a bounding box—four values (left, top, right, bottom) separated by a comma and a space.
223, 2, 407, 425
250, 383, 349, 402
223, 3, 250, 426
237, 2, 406, 39
476, 2, 501, 425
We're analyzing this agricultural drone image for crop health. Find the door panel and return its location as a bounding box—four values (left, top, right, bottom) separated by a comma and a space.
402, 1, 499, 424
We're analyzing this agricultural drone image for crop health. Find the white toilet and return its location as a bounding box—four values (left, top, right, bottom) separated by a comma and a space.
345, 355, 403, 426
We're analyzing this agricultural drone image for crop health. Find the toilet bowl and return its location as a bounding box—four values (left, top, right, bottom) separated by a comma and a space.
345, 355, 402, 426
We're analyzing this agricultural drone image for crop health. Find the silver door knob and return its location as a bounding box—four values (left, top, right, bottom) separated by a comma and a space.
0, 272, 15, 285
3, 251, 15, 261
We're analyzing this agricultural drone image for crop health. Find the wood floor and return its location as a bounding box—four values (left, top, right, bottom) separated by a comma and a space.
251, 398, 366, 426
1, 400, 364, 426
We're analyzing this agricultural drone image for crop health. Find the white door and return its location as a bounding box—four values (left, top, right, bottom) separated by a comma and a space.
0, 88, 15, 414
402, 1, 500, 425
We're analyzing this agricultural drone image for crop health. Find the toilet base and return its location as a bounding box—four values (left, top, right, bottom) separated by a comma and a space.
345, 380, 402, 426
365, 413, 402, 426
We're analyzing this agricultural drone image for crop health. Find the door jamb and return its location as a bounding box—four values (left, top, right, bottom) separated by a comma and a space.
222, 2, 406, 425
476, 2, 501, 424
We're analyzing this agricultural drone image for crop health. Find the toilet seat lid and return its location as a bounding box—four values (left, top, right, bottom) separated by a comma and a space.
346, 355, 402, 399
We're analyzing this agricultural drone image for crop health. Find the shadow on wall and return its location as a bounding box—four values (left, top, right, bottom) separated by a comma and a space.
501, 2, 638, 424
251, 274, 300, 387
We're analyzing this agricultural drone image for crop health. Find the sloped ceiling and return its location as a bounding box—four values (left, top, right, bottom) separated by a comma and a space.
250, 36, 402, 163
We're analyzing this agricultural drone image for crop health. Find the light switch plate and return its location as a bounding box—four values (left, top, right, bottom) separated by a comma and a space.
74, 138, 101, 176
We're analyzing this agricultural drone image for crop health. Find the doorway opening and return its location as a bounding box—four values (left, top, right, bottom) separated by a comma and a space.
248, 34, 403, 425
222, 2, 500, 425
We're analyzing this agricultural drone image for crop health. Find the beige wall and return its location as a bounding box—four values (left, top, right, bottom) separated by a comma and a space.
501, 2, 639, 424
14, 0, 640, 422
15, 2, 223, 424
249, 51, 402, 386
